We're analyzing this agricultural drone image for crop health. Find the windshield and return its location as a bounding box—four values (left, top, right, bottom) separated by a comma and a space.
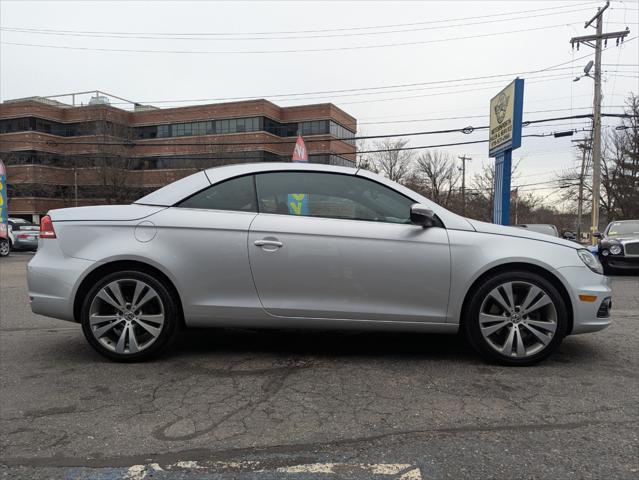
606, 221, 639, 237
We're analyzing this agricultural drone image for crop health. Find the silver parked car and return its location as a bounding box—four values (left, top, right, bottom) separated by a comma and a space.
27, 163, 612, 365
8, 218, 40, 251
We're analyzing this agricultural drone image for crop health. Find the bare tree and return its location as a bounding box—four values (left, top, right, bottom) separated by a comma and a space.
464, 160, 524, 222
555, 94, 639, 224
604, 94, 639, 219
411, 150, 461, 207
98, 154, 137, 204
369, 138, 414, 183
355, 138, 379, 173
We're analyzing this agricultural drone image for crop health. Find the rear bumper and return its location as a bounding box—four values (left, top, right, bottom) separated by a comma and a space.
27, 241, 98, 322
13, 238, 39, 251
557, 266, 613, 334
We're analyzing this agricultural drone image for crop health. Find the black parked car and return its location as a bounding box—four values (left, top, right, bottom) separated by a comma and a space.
595, 220, 639, 274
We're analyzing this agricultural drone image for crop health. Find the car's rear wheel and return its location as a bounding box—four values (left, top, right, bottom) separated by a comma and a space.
0, 239, 10, 257
463, 271, 568, 366
80, 270, 179, 362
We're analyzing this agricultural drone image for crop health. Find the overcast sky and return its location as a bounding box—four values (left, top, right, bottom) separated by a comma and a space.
1, 0, 637, 205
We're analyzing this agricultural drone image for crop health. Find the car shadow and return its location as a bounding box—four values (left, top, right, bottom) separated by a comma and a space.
165, 327, 476, 363
39, 324, 602, 367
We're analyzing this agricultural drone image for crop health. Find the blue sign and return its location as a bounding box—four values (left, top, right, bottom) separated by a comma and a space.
0, 159, 7, 227
489, 79, 524, 224
288, 193, 309, 215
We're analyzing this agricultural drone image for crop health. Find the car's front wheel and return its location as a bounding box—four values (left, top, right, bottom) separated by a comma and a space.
0, 239, 10, 257
463, 271, 568, 366
80, 270, 179, 362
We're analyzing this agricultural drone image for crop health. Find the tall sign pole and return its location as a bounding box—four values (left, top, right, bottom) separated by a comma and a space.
570, 1, 629, 242
288, 134, 309, 215
489, 78, 524, 225
458, 155, 471, 217
0, 159, 8, 242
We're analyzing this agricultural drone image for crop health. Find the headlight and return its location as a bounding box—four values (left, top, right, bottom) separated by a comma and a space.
577, 249, 604, 274
609, 244, 622, 255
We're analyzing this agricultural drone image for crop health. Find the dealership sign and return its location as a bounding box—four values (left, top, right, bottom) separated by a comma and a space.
489, 79, 524, 225
489, 79, 524, 157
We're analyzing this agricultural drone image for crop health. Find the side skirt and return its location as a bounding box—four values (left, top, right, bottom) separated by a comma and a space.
186, 316, 460, 334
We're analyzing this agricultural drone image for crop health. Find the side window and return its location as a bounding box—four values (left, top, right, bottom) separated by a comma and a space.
255, 172, 414, 224
177, 175, 257, 212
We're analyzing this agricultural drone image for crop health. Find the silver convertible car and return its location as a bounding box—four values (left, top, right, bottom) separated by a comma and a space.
27, 163, 612, 365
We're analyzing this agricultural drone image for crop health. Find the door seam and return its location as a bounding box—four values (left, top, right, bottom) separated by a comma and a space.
246, 214, 268, 312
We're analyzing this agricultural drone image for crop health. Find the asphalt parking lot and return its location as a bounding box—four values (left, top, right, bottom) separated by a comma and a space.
1, 251, 638, 479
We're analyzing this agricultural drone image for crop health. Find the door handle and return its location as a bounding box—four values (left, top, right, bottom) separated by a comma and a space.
254, 239, 283, 248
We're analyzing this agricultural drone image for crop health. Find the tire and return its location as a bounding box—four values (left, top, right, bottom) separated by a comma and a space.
0, 239, 10, 257
463, 270, 568, 366
80, 270, 179, 362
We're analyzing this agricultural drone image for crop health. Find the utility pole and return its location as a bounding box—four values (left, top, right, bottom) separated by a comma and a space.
74, 162, 78, 207
572, 138, 592, 242
570, 1, 630, 244
458, 155, 471, 217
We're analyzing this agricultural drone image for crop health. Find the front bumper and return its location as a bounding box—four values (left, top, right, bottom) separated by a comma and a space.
557, 266, 613, 334
601, 255, 639, 271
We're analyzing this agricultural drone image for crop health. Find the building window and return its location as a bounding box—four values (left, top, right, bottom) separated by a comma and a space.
157, 124, 170, 137
329, 121, 355, 146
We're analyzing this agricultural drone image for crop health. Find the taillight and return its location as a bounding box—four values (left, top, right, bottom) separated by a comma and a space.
39, 215, 56, 239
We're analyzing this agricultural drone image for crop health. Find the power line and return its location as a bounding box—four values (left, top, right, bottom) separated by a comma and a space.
359, 107, 627, 126
0, 132, 579, 163
356, 89, 632, 121
0, 2, 597, 37
0, 6, 597, 41
0, 23, 585, 55
43, 57, 631, 108
103, 68, 584, 106
141, 72, 584, 109
1, 113, 633, 148
335, 80, 584, 106
104, 66, 634, 110
180, 73, 587, 106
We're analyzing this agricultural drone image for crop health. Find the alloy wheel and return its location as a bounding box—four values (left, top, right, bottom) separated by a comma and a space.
478, 281, 558, 359
0, 240, 9, 257
88, 278, 165, 355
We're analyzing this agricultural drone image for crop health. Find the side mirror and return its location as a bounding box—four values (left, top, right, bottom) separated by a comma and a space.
593, 232, 603, 238
410, 204, 435, 228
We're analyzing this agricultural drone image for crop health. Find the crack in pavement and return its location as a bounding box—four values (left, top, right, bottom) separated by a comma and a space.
152, 361, 302, 441
2, 418, 636, 468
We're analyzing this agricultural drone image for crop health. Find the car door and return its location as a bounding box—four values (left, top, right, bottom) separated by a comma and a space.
155, 174, 261, 323
248, 171, 451, 323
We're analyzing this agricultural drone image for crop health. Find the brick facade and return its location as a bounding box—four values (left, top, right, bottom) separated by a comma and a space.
0, 97, 357, 218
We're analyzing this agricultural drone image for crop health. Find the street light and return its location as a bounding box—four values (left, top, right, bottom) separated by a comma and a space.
573, 60, 595, 82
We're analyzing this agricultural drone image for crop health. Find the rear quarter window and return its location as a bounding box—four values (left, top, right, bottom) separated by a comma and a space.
177, 175, 257, 212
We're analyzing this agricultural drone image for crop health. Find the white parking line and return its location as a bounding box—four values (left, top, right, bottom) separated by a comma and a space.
275, 462, 422, 478
126, 460, 423, 479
